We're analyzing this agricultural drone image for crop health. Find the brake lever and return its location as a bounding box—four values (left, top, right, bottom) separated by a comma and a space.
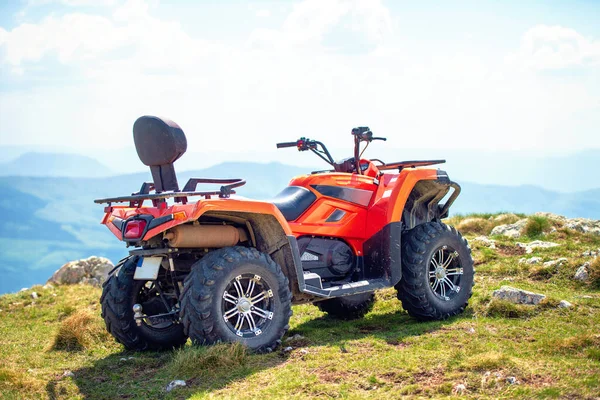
372, 137, 387, 141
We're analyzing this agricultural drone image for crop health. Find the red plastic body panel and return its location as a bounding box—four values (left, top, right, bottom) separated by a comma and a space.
101, 160, 439, 255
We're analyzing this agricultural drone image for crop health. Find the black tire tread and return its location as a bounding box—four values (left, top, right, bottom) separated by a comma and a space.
180, 246, 292, 352
316, 292, 375, 320
395, 221, 474, 321
100, 256, 187, 351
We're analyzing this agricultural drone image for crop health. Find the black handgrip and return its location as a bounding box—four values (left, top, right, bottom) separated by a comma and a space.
276, 142, 298, 149
372, 137, 387, 141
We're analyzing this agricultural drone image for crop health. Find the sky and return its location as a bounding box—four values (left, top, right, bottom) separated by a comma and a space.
0, 0, 599, 157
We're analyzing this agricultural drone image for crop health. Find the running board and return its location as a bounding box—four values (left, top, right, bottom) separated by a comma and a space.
289, 235, 393, 298
303, 278, 390, 298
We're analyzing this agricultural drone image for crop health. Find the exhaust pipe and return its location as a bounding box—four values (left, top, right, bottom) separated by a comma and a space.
164, 225, 248, 248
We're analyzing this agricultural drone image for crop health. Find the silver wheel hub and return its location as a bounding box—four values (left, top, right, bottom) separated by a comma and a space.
237, 299, 252, 313
429, 246, 463, 301
222, 274, 275, 338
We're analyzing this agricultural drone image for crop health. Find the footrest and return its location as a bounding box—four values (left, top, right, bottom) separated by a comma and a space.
303, 272, 323, 289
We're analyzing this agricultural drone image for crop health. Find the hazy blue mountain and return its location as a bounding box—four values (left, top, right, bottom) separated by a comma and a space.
0, 160, 598, 294
2, 146, 599, 192
0, 152, 113, 178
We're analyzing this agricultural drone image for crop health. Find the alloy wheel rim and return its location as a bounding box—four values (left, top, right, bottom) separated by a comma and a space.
221, 274, 274, 338
428, 245, 463, 301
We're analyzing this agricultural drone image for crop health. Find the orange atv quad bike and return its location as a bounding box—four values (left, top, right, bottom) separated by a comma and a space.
95, 116, 473, 352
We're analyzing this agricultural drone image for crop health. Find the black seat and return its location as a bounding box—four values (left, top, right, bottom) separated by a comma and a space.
271, 186, 317, 221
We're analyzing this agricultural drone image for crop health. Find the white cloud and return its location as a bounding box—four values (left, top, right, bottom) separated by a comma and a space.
509, 24, 600, 70
0, 1, 598, 155
255, 9, 271, 18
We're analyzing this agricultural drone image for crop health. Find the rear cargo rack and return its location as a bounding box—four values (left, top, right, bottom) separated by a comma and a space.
94, 178, 246, 207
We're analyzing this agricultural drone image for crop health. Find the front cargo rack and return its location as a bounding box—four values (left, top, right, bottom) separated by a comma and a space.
94, 178, 246, 208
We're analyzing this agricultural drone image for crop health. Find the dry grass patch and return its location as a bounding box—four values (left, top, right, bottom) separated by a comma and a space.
456, 218, 494, 236
51, 309, 108, 351
589, 256, 600, 289
168, 342, 248, 379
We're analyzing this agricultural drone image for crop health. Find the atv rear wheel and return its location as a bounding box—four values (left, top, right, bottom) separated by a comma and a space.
316, 292, 375, 319
100, 256, 187, 351
180, 247, 292, 352
395, 222, 473, 321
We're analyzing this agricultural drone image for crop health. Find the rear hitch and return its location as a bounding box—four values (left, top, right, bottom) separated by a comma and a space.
132, 303, 179, 327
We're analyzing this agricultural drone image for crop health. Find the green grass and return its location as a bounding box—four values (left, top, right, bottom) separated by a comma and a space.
1, 213, 599, 399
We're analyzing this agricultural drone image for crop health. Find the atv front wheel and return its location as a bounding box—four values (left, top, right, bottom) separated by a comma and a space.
180, 247, 292, 352
100, 256, 187, 351
395, 222, 474, 321
316, 292, 375, 319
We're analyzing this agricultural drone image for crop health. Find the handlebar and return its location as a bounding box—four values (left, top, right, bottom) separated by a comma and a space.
276, 141, 298, 149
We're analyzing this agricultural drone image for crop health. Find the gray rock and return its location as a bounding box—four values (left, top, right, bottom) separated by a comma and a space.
492, 286, 546, 305
558, 300, 572, 308
285, 334, 306, 343
42, 284, 54, 290
533, 212, 567, 223
519, 257, 542, 265
19, 288, 28, 293
473, 236, 496, 249
62, 370, 74, 378
283, 346, 293, 353
30, 292, 38, 300
574, 263, 590, 281
491, 219, 528, 238
516, 240, 559, 254
564, 218, 600, 235
582, 249, 600, 257
506, 376, 519, 385
542, 258, 568, 268
47, 256, 114, 287
165, 380, 186, 392
299, 349, 309, 355
453, 383, 467, 394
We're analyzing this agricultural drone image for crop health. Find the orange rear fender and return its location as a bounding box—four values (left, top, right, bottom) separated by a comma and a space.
102, 197, 291, 241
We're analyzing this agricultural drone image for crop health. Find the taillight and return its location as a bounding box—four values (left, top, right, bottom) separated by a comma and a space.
124, 220, 147, 240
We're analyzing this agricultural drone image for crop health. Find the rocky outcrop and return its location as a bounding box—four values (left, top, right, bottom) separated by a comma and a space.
491, 213, 600, 238
47, 256, 114, 287
490, 219, 528, 238
492, 286, 546, 305
473, 236, 496, 249
519, 257, 542, 265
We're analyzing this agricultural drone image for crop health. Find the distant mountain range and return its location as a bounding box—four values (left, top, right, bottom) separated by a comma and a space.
1, 146, 599, 192
0, 160, 598, 294
0, 152, 113, 178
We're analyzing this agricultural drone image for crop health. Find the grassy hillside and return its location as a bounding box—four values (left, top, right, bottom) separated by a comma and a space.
1, 213, 599, 399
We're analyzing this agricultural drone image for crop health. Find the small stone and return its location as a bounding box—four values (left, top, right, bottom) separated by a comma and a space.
165, 380, 186, 392
30, 292, 39, 300
453, 383, 467, 394
300, 349, 309, 355
52, 293, 57, 297
283, 346, 293, 353
285, 334, 305, 343
543, 258, 568, 268
516, 240, 559, 254
558, 300, 572, 308
27, 369, 34, 373
581, 295, 593, 299
506, 376, 519, 385
492, 286, 546, 305
43, 284, 54, 290
473, 236, 496, 249
119, 358, 128, 361
467, 327, 476, 334
519, 257, 542, 265
62, 370, 74, 378
574, 264, 590, 281
19, 288, 28, 293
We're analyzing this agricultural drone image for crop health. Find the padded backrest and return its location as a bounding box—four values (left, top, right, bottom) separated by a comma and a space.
133, 116, 187, 192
